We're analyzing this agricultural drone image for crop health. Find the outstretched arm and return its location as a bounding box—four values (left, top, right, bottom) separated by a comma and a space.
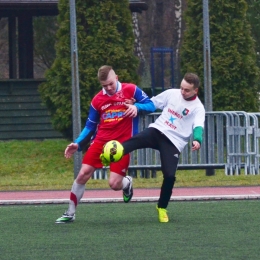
192, 126, 204, 151
124, 87, 156, 118
64, 105, 99, 158
64, 143, 79, 158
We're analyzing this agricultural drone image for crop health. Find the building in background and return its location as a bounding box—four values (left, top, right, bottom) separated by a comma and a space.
0, 0, 148, 140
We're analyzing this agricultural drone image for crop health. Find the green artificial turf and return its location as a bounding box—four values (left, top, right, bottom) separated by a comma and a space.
1, 201, 260, 260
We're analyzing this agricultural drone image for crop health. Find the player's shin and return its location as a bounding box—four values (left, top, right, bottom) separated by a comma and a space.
68, 180, 86, 215
158, 176, 176, 209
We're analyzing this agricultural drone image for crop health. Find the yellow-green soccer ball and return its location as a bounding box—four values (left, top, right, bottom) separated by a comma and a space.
102, 140, 124, 163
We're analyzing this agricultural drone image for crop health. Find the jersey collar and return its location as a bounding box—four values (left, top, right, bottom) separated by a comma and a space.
102, 81, 122, 95
184, 94, 197, 101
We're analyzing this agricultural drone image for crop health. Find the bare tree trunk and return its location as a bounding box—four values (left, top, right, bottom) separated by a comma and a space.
174, 0, 183, 87
131, 0, 187, 90
132, 12, 146, 76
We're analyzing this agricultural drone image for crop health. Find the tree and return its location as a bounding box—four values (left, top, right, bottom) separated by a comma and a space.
39, 0, 139, 138
246, 0, 260, 67
180, 0, 260, 111
33, 16, 58, 70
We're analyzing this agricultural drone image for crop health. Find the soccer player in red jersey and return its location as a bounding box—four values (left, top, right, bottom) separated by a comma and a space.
55, 65, 155, 223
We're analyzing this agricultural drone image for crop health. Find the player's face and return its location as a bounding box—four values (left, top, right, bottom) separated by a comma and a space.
180, 79, 198, 100
100, 70, 118, 95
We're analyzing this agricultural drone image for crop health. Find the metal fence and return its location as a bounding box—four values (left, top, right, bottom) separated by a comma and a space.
93, 111, 260, 179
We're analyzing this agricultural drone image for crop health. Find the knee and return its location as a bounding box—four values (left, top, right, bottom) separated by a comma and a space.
76, 168, 93, 184
162, 175, 176, 188
164, 176, 176, 182
162, 176, 176, 189
162, 169, 176, 180
108, 178, 121, 191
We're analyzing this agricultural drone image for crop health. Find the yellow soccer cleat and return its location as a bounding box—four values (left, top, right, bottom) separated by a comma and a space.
156, 205, 169, 223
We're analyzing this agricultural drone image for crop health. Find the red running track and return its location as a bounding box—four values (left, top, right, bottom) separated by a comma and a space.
0, 186, 260, 205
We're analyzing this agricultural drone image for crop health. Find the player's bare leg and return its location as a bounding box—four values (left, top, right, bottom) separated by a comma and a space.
55, 164, 95, 224
109, 172, 133, 203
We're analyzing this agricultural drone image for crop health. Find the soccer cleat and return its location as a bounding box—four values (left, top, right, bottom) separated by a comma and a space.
55, 211, 75, 224
156, 205, 169, 223
100, 153, 110, 166
123, 176, 133, 203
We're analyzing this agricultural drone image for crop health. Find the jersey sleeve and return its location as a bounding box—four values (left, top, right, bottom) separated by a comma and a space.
193, 106, 205, 128
74, 104, 99, 151
151, 89, 171, 110
192, 106, 205, 144
193, 126, 204, 144
133, 87, 156, 113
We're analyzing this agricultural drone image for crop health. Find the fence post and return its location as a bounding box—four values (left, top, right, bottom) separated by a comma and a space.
70, 0, 82, 178
203, 0, 214, 176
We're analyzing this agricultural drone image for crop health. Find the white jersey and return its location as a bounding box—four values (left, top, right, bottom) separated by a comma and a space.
150, 89, 205, 152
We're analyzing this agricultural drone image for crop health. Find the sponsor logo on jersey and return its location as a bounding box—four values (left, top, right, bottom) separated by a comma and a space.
164, 112, 178, 130
115, 91, 125, 99
182, 108, 189, 116
101, 103, 112, 110
113, 102, 126, 106
102, 109, 125, 122
168, 108, 183, 119
165, 120, 177, 129
169, 115, 176, 124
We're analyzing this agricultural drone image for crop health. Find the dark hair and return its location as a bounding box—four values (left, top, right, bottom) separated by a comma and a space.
184, 73, 200, 89
97, 65, 113, 81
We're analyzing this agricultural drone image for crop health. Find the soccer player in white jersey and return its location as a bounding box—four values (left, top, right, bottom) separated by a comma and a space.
101, 73, 205, 223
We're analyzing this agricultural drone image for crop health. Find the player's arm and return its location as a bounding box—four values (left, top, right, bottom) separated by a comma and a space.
192, 126, 203, 151
132, 87, 156, 113
192, 108, 205, 151
74, 125, 96, 151
65, 105, 99, 158
74, 105, 99, 151
150, 90, 170, 110
124, 87, 155, 117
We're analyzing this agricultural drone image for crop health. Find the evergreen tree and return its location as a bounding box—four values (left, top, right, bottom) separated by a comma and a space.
246, 0, 260, 67
39, 0, 139, 138
181, 0, 260, 111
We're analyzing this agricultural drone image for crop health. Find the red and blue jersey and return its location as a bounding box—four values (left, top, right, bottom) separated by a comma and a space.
75, 81, 155, 149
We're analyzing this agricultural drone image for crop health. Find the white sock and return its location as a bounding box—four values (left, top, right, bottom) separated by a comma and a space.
67, 180, 85, 215
122, 177, 130, 190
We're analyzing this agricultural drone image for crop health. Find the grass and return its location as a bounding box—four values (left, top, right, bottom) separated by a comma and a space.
1, 201, 260, 260
1, 139, 260, 191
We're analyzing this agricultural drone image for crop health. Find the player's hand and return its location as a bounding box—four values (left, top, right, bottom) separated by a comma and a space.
192, 141, 201, 151
124, 98, 136, 105
64, 143, 78, 158
124, 103, 138, 117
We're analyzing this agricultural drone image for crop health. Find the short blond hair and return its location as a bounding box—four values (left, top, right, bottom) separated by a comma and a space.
97, 65, 113, 81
